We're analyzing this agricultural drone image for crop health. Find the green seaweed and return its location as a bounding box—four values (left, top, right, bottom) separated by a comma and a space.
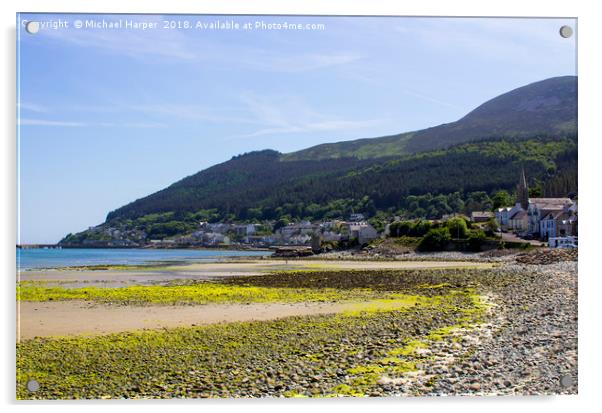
17, 268, 494, 399
18, 281, 389, 305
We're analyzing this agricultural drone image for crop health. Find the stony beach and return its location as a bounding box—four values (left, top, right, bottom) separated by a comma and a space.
16, 249, 577, 399
409, 260, 578, 396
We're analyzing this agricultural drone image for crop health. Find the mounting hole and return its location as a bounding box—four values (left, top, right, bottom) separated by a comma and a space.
560, 374, 574, 388
559, 25, 573, 39
25, 21, 40, 34
26, 379, 40, 392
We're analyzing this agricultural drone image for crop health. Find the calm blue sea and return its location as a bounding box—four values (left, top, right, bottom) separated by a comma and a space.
17, 248, 271, 270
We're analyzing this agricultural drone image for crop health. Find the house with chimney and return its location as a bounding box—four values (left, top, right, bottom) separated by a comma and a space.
540, 207, 578, 240
496, 204, 526, 231
528, 198, 575, 238
496, 169, 577, 240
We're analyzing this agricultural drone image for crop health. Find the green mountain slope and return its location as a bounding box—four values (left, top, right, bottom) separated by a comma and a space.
282, 132, 414, 161
105, 151, 376, 221
285, 76, 577, 160
61, 76, 578, 244
67, 135, 576, 241
405, 76, 577, 153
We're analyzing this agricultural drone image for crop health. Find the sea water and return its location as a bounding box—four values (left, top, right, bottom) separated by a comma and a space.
17, 248, 271, 270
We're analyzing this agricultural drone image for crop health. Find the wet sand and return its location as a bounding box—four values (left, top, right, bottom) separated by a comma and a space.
18, 300, 368, 340
17, 259, 494, 340
19, 259, 494, 288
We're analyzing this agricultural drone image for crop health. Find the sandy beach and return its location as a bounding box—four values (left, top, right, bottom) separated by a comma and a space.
16, 251, 578, 398
17, 258, 491, 339
18, 300, 368, 339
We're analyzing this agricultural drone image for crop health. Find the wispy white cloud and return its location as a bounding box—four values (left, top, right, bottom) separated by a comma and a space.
20, 89, 382, 136
18, 100, 257, 129
241, 51, 362, 73
121, 103, 260, 125
394, 18, 575, 63
32, 15, 361, 73
38, 15, 197, 61
236, 119, 383, 139
122, 121, 168, 128
231, 92, 384, 139
18, 117, 168, 129
400, 88, 461, 110
18, 102, 49, 113
19, 118, 86, 127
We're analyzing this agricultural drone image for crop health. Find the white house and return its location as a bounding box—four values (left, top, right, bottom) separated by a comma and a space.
527, 198, 573, 236
280, 221, 316, 239
496, 203, 524, 228
508, 209, 528, 233
540, 211, 559, 240
347, 222, 378, 244
540, 209, 577, 240
246, 224, 259, 236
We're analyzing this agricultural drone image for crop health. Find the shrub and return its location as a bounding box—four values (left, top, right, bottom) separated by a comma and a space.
148, 221, 189, 239
418, 227, 451, 251
389, 221, 413, 237
467, 230, 486, 252
446, 217, 468, 239
413, 220, 433, 237
389, 220, 432, 238
485, 217, 499, 236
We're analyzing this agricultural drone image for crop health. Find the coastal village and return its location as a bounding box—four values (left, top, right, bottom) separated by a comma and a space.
72, 170, 577, 251
494, 169, 577, 247
83, 214, 380, 250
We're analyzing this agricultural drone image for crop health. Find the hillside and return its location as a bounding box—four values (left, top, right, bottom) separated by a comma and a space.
285, 76, 577, 160
282, 132, 414, 161
62, 135, 577, 245
61, 76, 578, 244
105, 151, 376, 221
405, 76, 577, 153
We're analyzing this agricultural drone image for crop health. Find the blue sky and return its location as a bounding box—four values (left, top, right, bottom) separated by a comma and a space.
17, 14, 576, 244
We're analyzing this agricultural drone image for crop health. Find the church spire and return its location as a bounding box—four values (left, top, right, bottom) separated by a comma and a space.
517, 167, 529, 209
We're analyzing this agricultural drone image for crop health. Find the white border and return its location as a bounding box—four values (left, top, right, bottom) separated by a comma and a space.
2, 1, 600, 412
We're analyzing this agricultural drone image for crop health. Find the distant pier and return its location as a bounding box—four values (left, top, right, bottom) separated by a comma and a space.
17, 244, 60, 249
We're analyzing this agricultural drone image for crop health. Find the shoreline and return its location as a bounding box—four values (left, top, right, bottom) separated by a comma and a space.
16, 250, 577, 398
17, 248, 274, 272
18, 258, 497, 288
18, 244, 274, 251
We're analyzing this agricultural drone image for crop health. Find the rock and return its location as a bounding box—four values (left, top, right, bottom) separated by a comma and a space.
516, 248, 577, 265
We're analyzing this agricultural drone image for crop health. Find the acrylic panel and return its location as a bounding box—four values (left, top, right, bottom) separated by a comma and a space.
16, 13, 578, 399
